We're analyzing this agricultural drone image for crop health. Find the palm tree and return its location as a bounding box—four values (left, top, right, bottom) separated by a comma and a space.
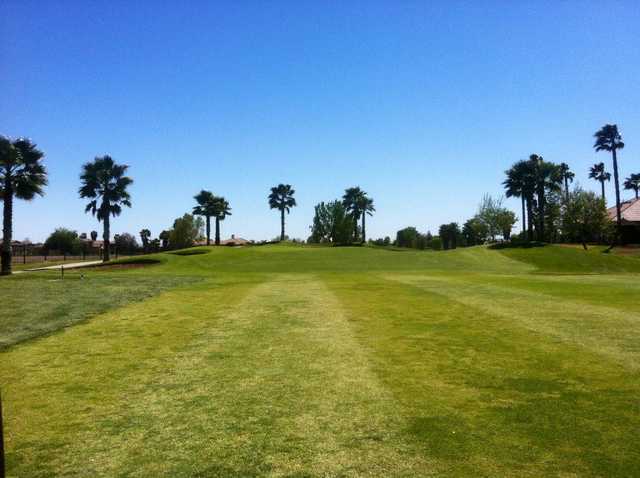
212, 196, 231, 245
79, 155, 133, 262
504, 160, 535, 236
558, 162, 575, 201
193, 190, 217, 245
0, 137, 47, 275
594, 124, 624, 227
623, 173, 640, 199
359, 196, 375, 243
342, 187, 364, 241
268, 184, 296, 241
140, 228, 151, 253
589, 162, 611, 201
530, 155, 562, 242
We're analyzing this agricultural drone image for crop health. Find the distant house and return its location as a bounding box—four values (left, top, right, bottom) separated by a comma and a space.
220, 234, 250, 246
79, 236, 104, 250
608, 198, 640, 243
194, 235, 250, 247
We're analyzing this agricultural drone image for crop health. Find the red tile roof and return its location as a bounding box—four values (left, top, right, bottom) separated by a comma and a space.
608, 198, 640, 223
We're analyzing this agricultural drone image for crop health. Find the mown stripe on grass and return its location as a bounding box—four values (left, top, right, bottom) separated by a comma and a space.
386, 273, 640, 370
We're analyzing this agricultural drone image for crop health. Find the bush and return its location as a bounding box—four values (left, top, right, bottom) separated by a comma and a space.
44, 228, 81, 254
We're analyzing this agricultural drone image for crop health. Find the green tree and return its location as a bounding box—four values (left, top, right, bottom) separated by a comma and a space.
462, 216, 488, 246
495, 209, 517, 241
44, 228, 80, 255
193, 190, 217, 245
309, 201, 352, 245
589, 162, 611, 201
212, 196, 231, 245
149, 238, 161, 253
168, 214, 200, 249
79, 155, 133, 262
594, 124, 624, 229
395, 227, 419, 248
159, 230, 170, 249
139, 229, 151, 253
268, 184, 296, 241
0, 136, 47, 275
562, 189, 612, 248
114, 233, 139, 254
438, 223, 460, 250
623, 173, 640, 199
558, 162, 575, 201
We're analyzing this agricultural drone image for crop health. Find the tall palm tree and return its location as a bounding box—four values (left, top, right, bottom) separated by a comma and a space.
558, 162, 575, 200
504, 160, 535, 236
0, 136, 47, 275
530, 154, 561, 242
624, 173, 640, 199
212, 196, 231, 245
589, 162, 611, 201
268, 184, 296, 241
79, 155, 133, 262
139, 228, 151, 253
594, 124, 624, 227
358, 195, 375, 243
193, 190, 217, 245
342, 187, 364, 241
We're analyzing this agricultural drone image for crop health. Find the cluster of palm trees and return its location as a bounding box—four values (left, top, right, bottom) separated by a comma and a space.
504, 124, 635, 243
192, 191, 232, 245
342, 187, 375, 242
503, 154, 565, 241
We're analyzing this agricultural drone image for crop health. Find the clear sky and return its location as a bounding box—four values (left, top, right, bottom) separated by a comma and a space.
2, 1, 639, 243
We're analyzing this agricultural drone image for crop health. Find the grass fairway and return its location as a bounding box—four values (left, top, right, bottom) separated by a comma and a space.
1, 245, 640, 477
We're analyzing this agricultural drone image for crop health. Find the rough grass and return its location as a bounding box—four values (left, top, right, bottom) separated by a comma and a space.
1, 244, 639, 476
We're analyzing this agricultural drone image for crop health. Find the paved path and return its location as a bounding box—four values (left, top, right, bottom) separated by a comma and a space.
14, 260, 103, 273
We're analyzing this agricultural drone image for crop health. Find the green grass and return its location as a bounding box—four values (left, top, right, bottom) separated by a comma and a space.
1, 244, 639, 476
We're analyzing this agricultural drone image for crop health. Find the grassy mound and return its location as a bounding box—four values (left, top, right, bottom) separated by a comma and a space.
497, 244, 640, 274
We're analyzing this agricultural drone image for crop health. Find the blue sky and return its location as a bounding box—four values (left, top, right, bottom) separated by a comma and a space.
2, 1, 639, 242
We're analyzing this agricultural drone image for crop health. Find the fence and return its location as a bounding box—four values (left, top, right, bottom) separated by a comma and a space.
9, 244, 141, 265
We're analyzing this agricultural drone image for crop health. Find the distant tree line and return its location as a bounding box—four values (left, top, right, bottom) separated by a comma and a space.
1, 122, 637, 274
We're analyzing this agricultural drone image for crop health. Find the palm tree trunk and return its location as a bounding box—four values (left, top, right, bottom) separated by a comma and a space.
612, 149, 622, 228
601, 180, 606, 202
1, 182, 13, 275
215, 217, 220, 245
362, 212, 366, 243
537, 187, 545, 242
103, 213, 110, 262
526, 197, 534, 242
521, 196, 526, 234
280, 208, 285, 241
564, 178, 569, 201
206, 216, 211, 246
